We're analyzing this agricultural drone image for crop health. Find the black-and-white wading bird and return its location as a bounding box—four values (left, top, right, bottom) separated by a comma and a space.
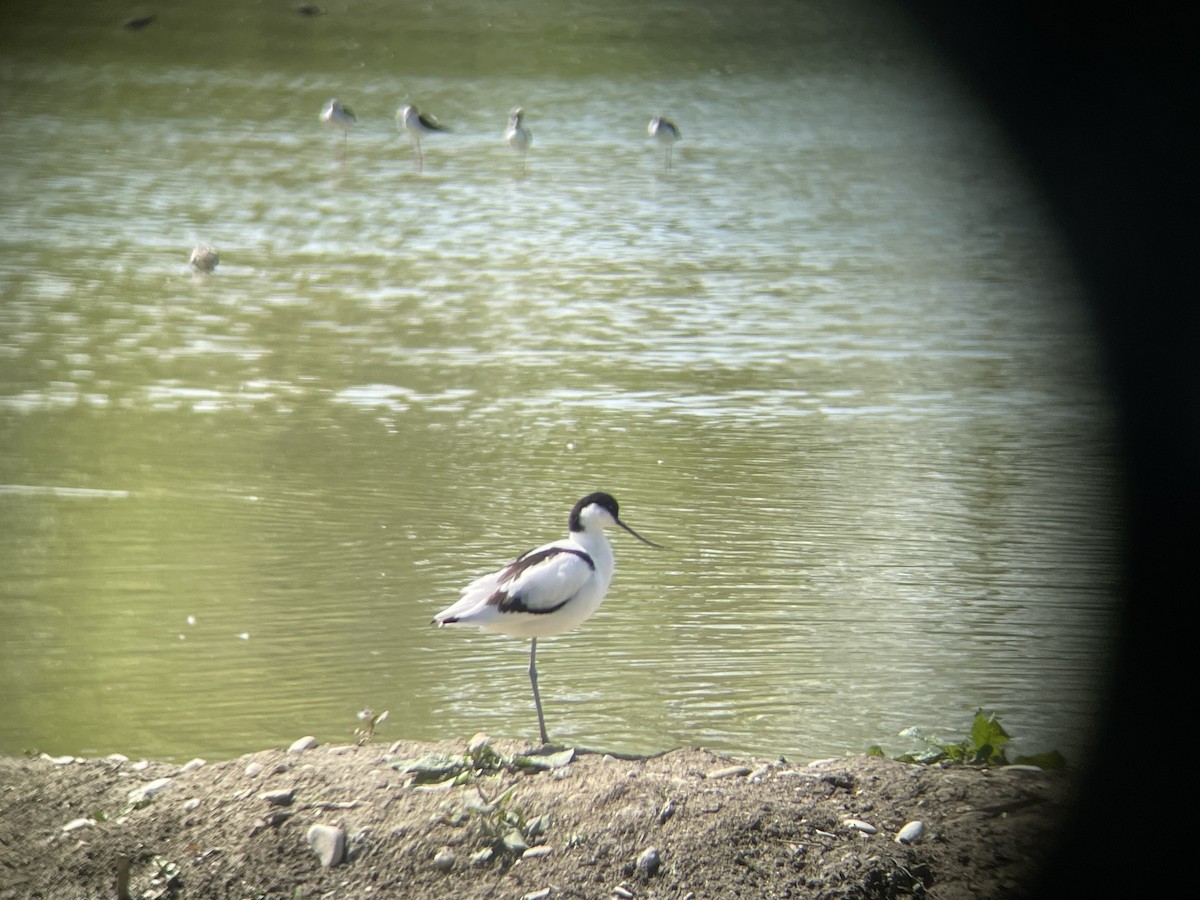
433, 492, 662, 744
648, 114, 681, 171
320, 98, 356, 161
505, 107, 532, 173
397, 104, 449, 171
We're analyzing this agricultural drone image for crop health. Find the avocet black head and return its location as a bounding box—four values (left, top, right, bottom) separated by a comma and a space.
569, 491, 664, 548
432, 491, 661, 744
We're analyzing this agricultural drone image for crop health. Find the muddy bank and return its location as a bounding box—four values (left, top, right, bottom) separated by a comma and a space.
0, 738, 1072, 899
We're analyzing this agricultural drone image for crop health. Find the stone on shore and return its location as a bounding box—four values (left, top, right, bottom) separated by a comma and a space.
306, 823, 346, 867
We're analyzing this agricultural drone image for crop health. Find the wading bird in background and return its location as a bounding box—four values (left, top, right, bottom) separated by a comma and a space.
320, 98, 356, 162
505, 107, 533, 174
648, 114, 681, 172
398, 104, 449, 172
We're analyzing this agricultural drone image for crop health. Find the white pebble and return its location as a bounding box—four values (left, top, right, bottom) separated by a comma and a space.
183, 798, 201, 812
843, 818, 877, 834
127, 777, 173, 805
261, 789, 295, 806
522, 845, 553, 860
895, 820, 926, 844
706, 765, 752, 779
288, 736, 318, 754
433, 847, 455, 872
61, 817, 94, 833
503, 831, 529, 855
181, 758, 206, 773
307, 823, 346, 867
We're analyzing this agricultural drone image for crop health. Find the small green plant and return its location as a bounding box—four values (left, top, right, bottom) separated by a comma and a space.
469, 784, 533, 848
392, 736, 562, 863
354, 708, 389, 745
870, 709, 1066, 769
390, 738, 574, 785
140, 855, 181, 899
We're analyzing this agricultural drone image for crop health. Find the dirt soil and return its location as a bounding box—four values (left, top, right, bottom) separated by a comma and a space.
0, 737, 1072, 899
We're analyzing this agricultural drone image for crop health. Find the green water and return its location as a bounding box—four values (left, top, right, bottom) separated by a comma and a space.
0, 1, 1119, 763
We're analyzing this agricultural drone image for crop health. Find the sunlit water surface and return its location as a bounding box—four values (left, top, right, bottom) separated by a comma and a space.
0, 2, 1119, 765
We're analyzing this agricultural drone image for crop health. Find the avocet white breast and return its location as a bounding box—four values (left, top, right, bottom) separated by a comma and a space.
320, 98, 356, 162
504, 107, 532, 173
648, 114, 681, 171
433, 492, 662, 745
321, 97, 356, 131
397, 104, 449, 171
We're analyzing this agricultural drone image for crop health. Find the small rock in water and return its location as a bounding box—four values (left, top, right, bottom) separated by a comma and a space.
895, 820, 926, 844
189, 244, 220, 273
306, 823, 346, 867
636, 846, 662, 878
288, 736, 319, 754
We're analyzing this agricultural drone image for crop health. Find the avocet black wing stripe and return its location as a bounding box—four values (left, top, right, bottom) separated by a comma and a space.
487, 547, 594, 614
